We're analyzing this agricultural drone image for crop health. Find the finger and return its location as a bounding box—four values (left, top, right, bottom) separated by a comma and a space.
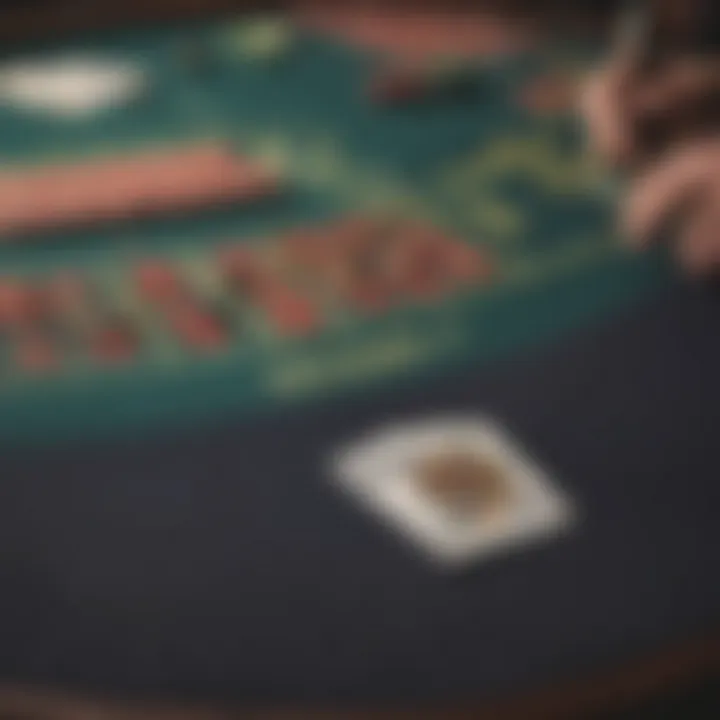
677, 192, 720, 274
622, 139, 720, 245
580, 59, 637, 164
634, 58, 720, 119
677, 220, 715, 274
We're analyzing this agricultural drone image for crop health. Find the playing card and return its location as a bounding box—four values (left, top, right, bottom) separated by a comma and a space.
331, 416, 576, 567
0, 56, 147, 119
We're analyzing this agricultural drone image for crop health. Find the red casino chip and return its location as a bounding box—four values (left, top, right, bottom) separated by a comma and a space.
135, 260, 185, 304
91, 325, 138, 364
443, 241, 494, 283
168, 303, 228, 351
260, 284, 320, 337
405, 262, 448, 300
218, 244, 268, 296
348, 278, 394, 314
333, 217, 385, 260
281, 230, 328, 268
369, 68, 428, 105
382, 225, 444, 298
0, 280, 39, 327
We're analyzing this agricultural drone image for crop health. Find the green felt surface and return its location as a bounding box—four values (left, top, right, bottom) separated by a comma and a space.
0, 16, 673, 444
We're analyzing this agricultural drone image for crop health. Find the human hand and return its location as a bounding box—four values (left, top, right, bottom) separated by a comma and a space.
582, 54, 720, 273
622, 138, 720, 273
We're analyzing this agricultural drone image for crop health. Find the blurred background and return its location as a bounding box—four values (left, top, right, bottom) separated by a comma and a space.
0, 1, 717, 719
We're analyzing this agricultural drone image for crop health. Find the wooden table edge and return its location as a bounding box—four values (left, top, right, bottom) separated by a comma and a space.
0, 628, 717, 719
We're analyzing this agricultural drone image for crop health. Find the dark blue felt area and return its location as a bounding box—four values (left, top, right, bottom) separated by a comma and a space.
0, 281, 719, 706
